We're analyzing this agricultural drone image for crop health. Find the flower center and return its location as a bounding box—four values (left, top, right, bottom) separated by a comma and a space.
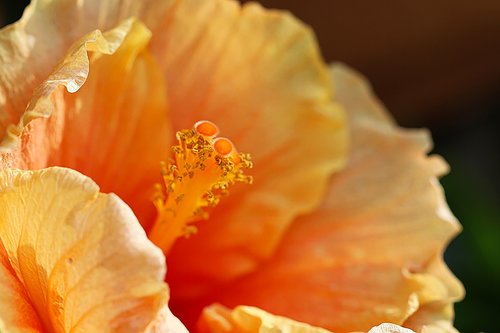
148, 120, 253, 254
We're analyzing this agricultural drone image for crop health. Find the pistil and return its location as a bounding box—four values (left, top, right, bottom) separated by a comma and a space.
148, 121, 252, 254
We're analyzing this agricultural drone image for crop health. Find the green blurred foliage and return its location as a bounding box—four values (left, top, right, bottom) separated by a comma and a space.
444, 174, 500, 332
435, 108, 500, 333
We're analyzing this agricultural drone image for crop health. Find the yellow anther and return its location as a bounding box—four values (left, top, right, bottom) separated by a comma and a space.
148, 121, 252, 254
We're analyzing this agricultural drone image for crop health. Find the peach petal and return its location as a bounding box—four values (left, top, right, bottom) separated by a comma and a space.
207, 64, 462, 333
0, 0, 168, 143
1, 18, 171, 228
0, 17, 135, 150
0, 167, 181, 332
368, 324, 416, 333
404, 304, 459, 333
46, 19, 171, 229
145, 306, 190, 333
404, 256, 462, 333
154, 0, 347, 300
0, 18, 140, 162
0, 242, 44, 333
198, 304, 331, 333
1, 0, 347, 292
198, 304, 420, 333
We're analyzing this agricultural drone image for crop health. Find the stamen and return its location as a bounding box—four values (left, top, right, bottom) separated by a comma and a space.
148, 121, 253, 254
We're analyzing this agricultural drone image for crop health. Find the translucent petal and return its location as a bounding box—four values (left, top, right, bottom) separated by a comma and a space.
208, 64, 463, 333
1, 19, 171, 228
0, 167, 177, 332
155, 0, 347, 299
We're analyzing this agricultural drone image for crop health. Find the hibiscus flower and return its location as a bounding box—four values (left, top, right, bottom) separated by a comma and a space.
0, 1, 464, 333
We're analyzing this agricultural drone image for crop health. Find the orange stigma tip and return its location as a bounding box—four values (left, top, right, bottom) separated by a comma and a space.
214, 138, 234, 156
195, 120, 219, 137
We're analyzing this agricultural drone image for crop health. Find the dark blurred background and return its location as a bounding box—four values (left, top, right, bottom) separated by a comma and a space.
2, 1, 499, 332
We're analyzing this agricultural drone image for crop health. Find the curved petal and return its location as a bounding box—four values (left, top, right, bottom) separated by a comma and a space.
0, 242, 44, 333
208, 64, 463, 333
368, 324, 416, 333
403, 255, 462, 333
197, 304, 418, 333
0, 12, 130, 148
155, 0, 347, 301
198, 304, 331, 333
4, 0, 345, 274
0, 167, 178, 332
1, 0, 347, 295
145, 306, 190, 333
402, 254, 463, 333
0, 0, 167, 142
403, 304, 458, 333
46, 19, 171, 228
1, 18, 171, 227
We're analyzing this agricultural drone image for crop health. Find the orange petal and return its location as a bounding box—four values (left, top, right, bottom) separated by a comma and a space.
153, 0, 347, 300
198, 304, 419, 333
0, 0, 167, 142
47, 19, 171, 229
367, 324, 417, 333
404, 304, 459, 333
0, 167, 182, 332
403, 256, 462, 333
198, 304, 331, 333
0, 242, 44, 332
208, 64, 462, 333
1, 18, 171, 228
1, 0, 347, 295
0, 14, 133, 149
145, 306, 190, 333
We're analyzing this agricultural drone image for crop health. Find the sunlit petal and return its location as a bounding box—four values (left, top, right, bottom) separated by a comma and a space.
0, 17, 133, 150
198, 304, 420, 333
208, 64, 462, 333
156, 0, 347, 301
0, 0, 167, 142
145, 306, 190, 333
368, 323, 416, 333
198, 304, 331, 333
47, 19, 171, 228
2, 0, 346, 274
0, 167, 175, 332
404, 303, 459, 333
0, 2, 464, 332
1, 0, 347, 294
1, 18, 171, 227
0, 243, 43, 333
